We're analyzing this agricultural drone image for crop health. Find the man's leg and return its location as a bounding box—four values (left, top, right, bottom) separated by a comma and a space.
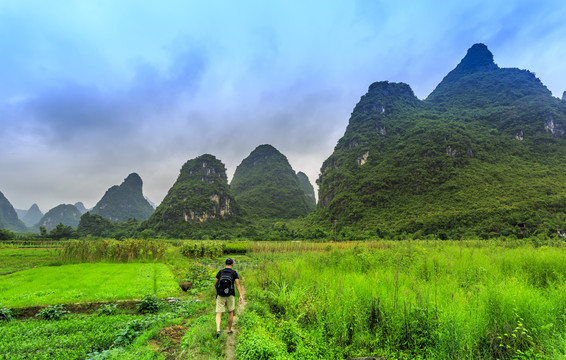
216, 311, 222, 332
228, 311, 234, 332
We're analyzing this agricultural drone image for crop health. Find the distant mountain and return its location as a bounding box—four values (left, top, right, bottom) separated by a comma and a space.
297, 171, 316, 210
0, 191, 27, 232
231, 144, 312, 219
22, 204, 43, 227
38, 204, 81, 231
74, 202, 88, 214
142, 154, 241, 237
91, 173, 154, 222
317, 43, 566, 238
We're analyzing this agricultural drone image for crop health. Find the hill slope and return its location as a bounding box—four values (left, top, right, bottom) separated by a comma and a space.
91, 173, 154, 222
38, 204, 82, 231
231, 144, 312, 219
22, 204, 43, 227
317, 43, 566, 238
142, 154, 241, 237
0, 191, 27, 232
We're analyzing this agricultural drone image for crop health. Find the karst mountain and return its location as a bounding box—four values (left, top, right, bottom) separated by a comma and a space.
231, 144, 313, 219
91, 173, 155, 222
317, 43, 566, 238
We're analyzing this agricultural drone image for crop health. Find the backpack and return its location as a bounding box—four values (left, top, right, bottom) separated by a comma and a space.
216, 268, 234, 297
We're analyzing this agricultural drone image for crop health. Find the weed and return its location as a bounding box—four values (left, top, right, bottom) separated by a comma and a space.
137, 294, 161, 314
0, 306, 12, 321
35, 304, 69, 320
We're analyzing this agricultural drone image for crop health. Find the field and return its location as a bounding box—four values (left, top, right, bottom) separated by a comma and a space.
0, 239, 565, 359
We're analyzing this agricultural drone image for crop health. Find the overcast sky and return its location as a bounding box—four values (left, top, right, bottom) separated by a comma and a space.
1, 0, 566, 212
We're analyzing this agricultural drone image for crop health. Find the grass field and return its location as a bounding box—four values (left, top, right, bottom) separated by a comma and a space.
0, 248, 60, 275
0, 262, 181, 307
1, 239, 565, 359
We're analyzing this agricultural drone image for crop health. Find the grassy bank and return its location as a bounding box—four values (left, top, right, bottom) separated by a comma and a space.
238, 241, 566, 359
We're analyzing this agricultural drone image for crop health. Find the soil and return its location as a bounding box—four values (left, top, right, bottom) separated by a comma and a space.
11, 299, 140, 319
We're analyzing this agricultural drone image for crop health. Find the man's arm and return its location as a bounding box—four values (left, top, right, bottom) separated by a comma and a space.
235, 278, 243, 304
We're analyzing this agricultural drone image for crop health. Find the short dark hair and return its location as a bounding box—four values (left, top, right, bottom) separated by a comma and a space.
225, 258, 233, 265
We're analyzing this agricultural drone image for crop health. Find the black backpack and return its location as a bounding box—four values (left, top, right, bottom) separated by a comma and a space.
216, 268, 234, 297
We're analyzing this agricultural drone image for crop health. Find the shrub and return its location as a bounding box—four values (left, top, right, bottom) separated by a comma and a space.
96, 304, 118, 316
36, 305, 69, 320
137, 295, 161, 314
0, 306, 13, 321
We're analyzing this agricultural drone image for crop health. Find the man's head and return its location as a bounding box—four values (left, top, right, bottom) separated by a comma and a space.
225, 258, 233, 267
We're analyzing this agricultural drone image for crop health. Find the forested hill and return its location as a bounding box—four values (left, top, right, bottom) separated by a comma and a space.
231, 144, 313, 219
0, 191, 27, 232
317, 43, 566, 238
91, 173, 154, 222
141, 154, 241, 238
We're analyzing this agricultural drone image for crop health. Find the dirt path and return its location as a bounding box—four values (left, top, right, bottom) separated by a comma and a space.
224, 282, 246, 360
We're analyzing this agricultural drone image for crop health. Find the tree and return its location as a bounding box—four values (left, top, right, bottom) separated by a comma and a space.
48, 223, 77, 240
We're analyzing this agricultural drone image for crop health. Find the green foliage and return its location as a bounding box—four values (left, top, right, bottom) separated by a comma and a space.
96, 304, 119, 316
141, 154, 241, 238
315, 47, 566, 238
0, 306, 12, 321
38, 204, 82, 231
179, 240, 224, 258
0, 314, 138, 359
0, 229, 14, 240
60, 239, 166, 263
36, 304, 69, 320
136, 294, 161, 314
48, 222, 78, 240
231, 144, 312, 219
224, 241, 248, 254
242, 241, 566, 359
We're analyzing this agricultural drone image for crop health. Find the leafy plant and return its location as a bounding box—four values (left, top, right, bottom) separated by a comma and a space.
0, 306, 12, 321
35, 304, 69, 320
96, 304, 119, 316
137, 294, 161, 314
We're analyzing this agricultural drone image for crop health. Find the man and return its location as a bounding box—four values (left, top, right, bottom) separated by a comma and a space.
215, 258, 243, 337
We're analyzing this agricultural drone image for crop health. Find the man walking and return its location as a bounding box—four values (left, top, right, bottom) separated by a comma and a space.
215, 258, 243, 337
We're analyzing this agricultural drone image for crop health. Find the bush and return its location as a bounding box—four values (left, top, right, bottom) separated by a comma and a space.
96, 304, 118, 316
235, 332, 284, 360
0, 306, 13, 321
136, 295, 161, 314
179, 241, 224, 258
35, 305, 69, 320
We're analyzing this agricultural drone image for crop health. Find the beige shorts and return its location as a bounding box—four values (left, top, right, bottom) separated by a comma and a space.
216, 295, 235, 313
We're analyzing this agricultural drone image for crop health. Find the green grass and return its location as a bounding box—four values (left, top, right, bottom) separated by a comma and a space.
0, 248, 60, 275
240, 241, 566, 359
0, 314, 138, 359
0, 262, 181, 307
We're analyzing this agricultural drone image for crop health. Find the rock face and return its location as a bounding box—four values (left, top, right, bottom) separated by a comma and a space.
317, 43, 566, 237
22, 204, 43, 227
0, 191, 27, 232
231, 144, 312, 219
91, 173, 154, 222
38, 204, 82, 231
143, 154, 239, 234
297, 171, 316, 210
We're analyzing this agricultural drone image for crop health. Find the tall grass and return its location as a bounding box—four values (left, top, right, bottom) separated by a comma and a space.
60, 239, 166, 263
241, 241, 566, 359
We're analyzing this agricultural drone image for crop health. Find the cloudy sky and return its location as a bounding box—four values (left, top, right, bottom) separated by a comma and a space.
1, 0, 566, 212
